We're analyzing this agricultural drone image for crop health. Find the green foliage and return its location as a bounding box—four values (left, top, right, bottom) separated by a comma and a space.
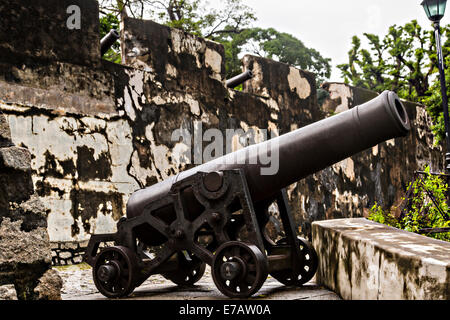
214, 27, 331, 82
317, 88, 331, 107
368, 166, 450, 242
421, 50, 450, 145
368, 203, 400, 228
339, 20, 450, 145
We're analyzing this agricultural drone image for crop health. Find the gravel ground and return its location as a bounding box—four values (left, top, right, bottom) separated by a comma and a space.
55, 263, 341, 301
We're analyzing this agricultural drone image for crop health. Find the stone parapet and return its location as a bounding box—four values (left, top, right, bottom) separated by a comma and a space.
0, 0, 100, 67
122, 17, 225, 84
312, 218, 450, 300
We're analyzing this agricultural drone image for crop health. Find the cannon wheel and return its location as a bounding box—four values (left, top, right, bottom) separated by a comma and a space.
212, 241, 268, 298
162, 251, 206, 286
270, 237, 318, 287
93, 246, 137, 299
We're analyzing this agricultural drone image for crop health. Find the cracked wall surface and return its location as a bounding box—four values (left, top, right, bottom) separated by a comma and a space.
0, 0, 444, 249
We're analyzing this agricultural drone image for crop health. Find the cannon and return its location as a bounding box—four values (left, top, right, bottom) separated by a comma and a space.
226, 70, 254, 88
84, 91, 411, 298
101, 29, 120, 56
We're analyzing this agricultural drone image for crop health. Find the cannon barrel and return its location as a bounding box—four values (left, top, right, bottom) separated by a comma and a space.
101, 29, 120, 56
226, 70, 254, 88
127, 91, 410, 232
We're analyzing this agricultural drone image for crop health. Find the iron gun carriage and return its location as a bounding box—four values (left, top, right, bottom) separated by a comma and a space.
84, 91, 411, 298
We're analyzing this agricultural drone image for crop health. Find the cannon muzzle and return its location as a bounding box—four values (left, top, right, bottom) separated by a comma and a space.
101, 29, 120, 56
226, 70, 254, 88
127, 91, 410, 223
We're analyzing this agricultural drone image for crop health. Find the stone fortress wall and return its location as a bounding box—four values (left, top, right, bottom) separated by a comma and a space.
0, 0, 443, 265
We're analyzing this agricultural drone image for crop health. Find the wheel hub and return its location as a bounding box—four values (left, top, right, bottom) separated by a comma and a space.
220, 261, 242, 280
97, 262, 119, 282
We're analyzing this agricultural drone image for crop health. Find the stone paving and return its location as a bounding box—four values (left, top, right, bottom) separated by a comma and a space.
56, 263, 341, 301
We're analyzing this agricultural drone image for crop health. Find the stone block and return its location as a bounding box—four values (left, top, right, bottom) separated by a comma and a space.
312, 218, 450, 300
0, 146, 34, 208
59, 251, 72, 260
33, 269, 63, 300
61, 241, 79, 251
73, 255, 83, 264
0, 217, 57, 300
0, 218, 52, 266
6, 194, 48, 232
0, 146, 31, 172
0, 113, 12, 147
0, 285, 17, 300
0, 170, 34, 209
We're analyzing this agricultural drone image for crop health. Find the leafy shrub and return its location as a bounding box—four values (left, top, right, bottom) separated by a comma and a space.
368, 166, 450, 242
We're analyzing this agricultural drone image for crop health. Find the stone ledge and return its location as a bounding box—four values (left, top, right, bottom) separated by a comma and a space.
0, 80, 117, 119
312, 218, 450, 300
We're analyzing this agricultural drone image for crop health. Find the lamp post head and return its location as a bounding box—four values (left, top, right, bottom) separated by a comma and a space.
421, 0, 447, 22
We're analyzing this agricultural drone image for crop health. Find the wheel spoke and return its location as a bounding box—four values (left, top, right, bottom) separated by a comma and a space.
224, 251, 233, 260
163, 252, 206, 286
245, 274, 256, 285
119, 276, 129, 288
239, 279, 251, 292
102, 281, 113, 291
247, 263, 256, 272
242, 253, 252, 263
269, 238, 318, 287
229, 279, 239, 291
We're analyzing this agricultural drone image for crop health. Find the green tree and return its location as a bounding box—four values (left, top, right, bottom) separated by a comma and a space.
214, 27, 331, 81
338, 20, 450, 144
98, 0, 331, 84
98, 0, 256, 37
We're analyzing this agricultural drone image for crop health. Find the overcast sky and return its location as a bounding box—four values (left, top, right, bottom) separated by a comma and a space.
209, 0, 449, 81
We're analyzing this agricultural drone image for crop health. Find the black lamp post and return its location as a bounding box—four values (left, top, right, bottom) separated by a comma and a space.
422, 0, 450, 173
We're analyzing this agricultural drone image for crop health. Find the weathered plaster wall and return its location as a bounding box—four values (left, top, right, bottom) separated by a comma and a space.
0, 1, 444, 257
312, 218, 450, 300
